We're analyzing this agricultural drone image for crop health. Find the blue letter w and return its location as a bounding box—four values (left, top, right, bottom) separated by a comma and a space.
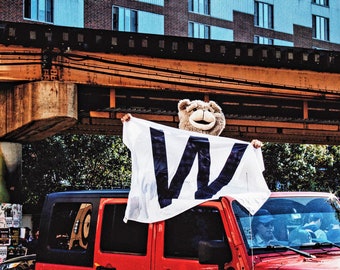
150, 128, 247, 208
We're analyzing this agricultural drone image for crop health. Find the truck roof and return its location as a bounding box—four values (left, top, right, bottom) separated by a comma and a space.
269, 191, 335, 198
45, 189, 130, 199
45, 189, 334, 201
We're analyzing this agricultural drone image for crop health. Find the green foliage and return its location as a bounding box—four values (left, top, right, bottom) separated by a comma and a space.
263, 143, 340, 195
22, 134, 131, 213
22, 135, 340, 214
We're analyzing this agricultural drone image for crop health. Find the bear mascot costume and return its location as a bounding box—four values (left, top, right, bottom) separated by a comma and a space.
121, 99, 262, 148
177, 99, 225, 136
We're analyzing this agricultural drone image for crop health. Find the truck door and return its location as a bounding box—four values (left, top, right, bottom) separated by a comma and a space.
94, 198, 153, 270
154, 201, 233, 270
35, 201, 97, 270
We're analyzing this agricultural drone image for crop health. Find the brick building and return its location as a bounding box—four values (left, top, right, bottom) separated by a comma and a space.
1, 0, 340, 50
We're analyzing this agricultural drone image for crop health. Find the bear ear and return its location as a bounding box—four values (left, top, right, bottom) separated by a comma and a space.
178, 99, 191, 111
209, 100, 222, 112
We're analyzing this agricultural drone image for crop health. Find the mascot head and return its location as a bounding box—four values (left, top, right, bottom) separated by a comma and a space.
178, 99, 226, 136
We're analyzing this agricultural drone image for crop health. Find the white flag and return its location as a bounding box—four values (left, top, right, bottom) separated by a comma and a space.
123, 116, 270, 223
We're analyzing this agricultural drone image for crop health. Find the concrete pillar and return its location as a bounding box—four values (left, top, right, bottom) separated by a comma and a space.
0, 81, 77, 143
0, 80, 77, 204
0, 142, 22, 203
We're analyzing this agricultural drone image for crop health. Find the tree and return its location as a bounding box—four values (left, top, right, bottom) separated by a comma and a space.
22, 134, 131, 214
22, 135, 340, 215
263, 143, 340, 194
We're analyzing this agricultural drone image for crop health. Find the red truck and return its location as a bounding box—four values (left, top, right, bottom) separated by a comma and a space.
2, 190, 340, 270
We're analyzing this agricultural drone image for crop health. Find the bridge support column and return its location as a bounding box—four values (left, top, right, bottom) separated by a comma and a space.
0, 142, 21, 203
0, 81, 78, 142
0, 81, 77, 203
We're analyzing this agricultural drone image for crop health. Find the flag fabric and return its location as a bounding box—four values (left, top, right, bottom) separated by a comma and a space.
123, 116, 270, 223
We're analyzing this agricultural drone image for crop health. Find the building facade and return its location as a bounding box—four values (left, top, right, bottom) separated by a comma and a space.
1, 0, 340, 50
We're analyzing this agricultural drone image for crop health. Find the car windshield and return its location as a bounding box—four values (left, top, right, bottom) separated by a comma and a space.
232, 194, 340, 254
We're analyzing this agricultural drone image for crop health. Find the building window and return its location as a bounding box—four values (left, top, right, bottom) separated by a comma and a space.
112, 6, 138, 32
129, 10, 138, 32
312, 0, 329, 7
312, 15, 329, 41
254, 35, 274, 45
188, 0, 210, 15
254, 1, 273, 29
45, 0, 53, 22
188, 22, 193, 37
189, 0, 194, 11
204, 25, 210, 39
188, 22, 210, 39
24, 0, 53, 23
112, 6, 119, 31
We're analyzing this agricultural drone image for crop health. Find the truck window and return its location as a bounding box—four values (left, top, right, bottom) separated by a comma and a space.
47, 202, 92, 251
100, 204, 148, 254
233, 196, 340, 253
164, 206, 227, 259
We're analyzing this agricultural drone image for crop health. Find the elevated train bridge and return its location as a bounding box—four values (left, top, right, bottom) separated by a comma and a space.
1, 21, 340, 145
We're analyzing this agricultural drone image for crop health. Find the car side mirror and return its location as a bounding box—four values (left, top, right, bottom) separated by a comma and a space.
198, 240, 232, 268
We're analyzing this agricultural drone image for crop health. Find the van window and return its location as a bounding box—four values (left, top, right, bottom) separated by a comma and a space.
100, 204, 149, 254
164, 206, 227, 258
47, 202, 92, 251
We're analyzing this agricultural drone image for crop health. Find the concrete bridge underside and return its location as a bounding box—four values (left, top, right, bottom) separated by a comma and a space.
1, 46, 340, 145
